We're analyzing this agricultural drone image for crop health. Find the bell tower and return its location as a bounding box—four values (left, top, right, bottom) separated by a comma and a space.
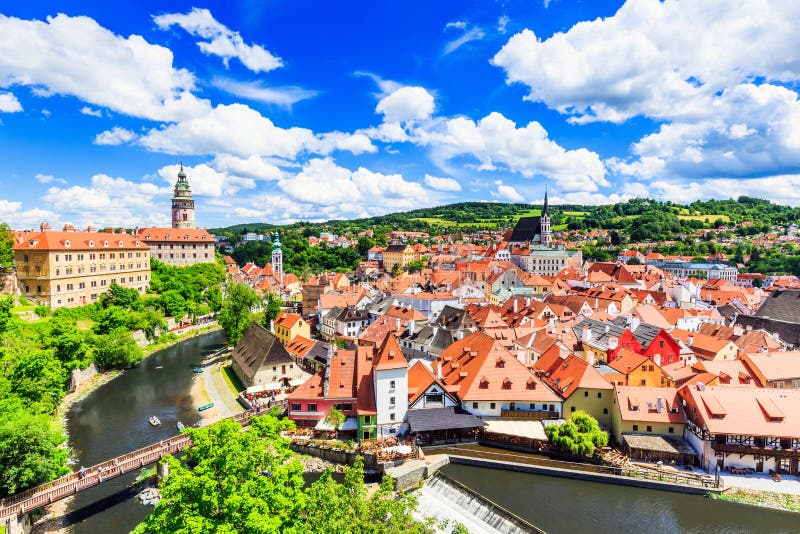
271, 231, 283, 286
540, 186, 552, 246
171, 164, 195, 229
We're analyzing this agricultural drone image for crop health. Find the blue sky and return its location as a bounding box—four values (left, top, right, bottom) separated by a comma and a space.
1, 0, 799, 229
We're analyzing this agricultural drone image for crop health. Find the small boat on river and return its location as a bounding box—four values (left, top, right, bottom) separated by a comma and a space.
192, 367, 204, 374
149, 416, 161, 426
176, 421, 186, 431
198, 402, 215, 412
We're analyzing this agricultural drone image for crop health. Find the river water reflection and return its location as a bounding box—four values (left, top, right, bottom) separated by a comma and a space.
65, 330, 226, 533
441, 462, 799, 533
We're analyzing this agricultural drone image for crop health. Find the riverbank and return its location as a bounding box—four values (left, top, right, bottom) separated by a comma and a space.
189, 345, 244, 426
713, 487, 800, 513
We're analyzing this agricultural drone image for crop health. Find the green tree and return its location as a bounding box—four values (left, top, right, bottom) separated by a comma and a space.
0, 398, 69, 497
94, 328, 143, 369
93, 305, 129, 335
261, 291, 282, 329
0, 222, 13, 271
544, 411, 608, 456
99, 283, 142, 310
204, 286, 223, 312
160, 289, 187, 319
324, 406, 346, 433
0, 295, 12, 333
406, 259, 427, 273
218, 282, 258, 345
134, 414, 427, 534
752, 277, 763, 288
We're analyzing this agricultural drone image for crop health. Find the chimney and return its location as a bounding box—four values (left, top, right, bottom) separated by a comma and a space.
582, 325, 592, 343
436, 360, 443, 380
687, 336, 694, 347
513, 299, 518, 314
608, 336, 619, 350
585, 350, 594, 365
395, 318, 401, 330
408, 319, 415, 336
654, 353, 662, 368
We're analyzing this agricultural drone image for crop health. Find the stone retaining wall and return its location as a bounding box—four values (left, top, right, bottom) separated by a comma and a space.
289, 442, 380, 471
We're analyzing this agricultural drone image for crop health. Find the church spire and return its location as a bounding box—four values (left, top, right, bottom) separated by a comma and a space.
542, 185, 549, 217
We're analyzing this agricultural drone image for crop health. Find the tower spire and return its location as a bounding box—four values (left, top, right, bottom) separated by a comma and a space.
543, 185, 549, 217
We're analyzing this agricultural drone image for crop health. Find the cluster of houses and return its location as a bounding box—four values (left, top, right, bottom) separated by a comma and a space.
225, 215, 800, 478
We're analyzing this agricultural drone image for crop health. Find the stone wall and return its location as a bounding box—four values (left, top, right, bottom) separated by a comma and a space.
289, 442, 379, 471
68, 363, 98, 393
0, 272, 19, 296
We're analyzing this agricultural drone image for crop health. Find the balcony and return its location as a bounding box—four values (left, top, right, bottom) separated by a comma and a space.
712, 442, 800, 458
500, 410, 560, 420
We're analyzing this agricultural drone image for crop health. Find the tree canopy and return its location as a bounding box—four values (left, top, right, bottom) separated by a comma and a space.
218, 282, 258, 345
545, 411, 608, 456
133, 413, 430, 534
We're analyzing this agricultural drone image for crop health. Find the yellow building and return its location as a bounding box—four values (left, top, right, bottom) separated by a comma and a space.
608, 349, 673, 388
14, 223, 150, 308
273, 311, 311, 345
534, 352, 614, 428
610, 386, 686, 444
382, 243, 415, 270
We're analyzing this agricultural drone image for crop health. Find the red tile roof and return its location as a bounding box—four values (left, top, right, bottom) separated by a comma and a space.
14, 230, 149, 251
136, 227, 214, 242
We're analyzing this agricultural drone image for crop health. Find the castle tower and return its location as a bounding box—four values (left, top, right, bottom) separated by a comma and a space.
171, 164, 195, 229
540, 186, 552, 246
271, 231, 283, 286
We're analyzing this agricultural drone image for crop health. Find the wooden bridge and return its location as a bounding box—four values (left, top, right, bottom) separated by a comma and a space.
0, 408, 263, 523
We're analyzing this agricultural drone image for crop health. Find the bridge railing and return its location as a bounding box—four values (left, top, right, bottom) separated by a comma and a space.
0, 409, 261, 519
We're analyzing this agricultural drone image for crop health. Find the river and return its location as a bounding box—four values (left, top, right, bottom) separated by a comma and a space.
63, 330, 797, 534
441, 462, 799, 533
65, 330, 226, 533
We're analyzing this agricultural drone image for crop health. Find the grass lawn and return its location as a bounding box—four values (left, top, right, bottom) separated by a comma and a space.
677, 214, 731, 223
563, 211, 589, 217
76, 319, 95, 330
222, 365, 245, 395
11, 305, 35, 314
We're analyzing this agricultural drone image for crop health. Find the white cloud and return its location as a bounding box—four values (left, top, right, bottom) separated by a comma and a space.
0, 92, 22, 112
0, 13, 208, 122
212, 154, 283, 181
94, 126, 137, 146
139, 102, 373, 159
491, 182, 524, 202
157, 163, 255, 198
0, 200, 58, 229
153, 8, 282, 73
492, 0, 800, 124
35, 173, 66, 184
645, 174, 800, 206
617, 83, 800, 180
424, 174, 462, 191
79, 106, 103, 117
444, 26, 485, 55
375, 86, 435, 123
277, 158, 430, 215
211, 77, 317, 107
444, 21, 467, 31
415, 112, 607, 191
497, 16, 510, 34
41, 174, 171, 228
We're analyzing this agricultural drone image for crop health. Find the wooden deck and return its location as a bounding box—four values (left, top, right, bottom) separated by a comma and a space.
0, 409, 259, 521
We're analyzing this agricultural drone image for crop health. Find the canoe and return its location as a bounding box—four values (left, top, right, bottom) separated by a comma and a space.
192, 367, 204, 374
198, 403, 215, 412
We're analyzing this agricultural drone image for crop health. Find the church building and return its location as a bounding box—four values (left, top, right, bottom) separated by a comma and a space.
136, 165, 215, 267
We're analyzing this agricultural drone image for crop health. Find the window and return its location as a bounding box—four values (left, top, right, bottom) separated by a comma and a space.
389, 413, 395, 421
603, 408, 608, 414
389, 396, 395, 406
597, 392, 602, 398
307, 403, 317, 412
291, 403, 301, 411
633, 425, 639, 431
389, 380, 395, 389
490, 402, 496, 410
646, 425, 652, 432
570, 406, 576, 413
584, 391, 589, 397
668, 427, 674, 434
529, 403, 535, 409
472, 402, 478, 409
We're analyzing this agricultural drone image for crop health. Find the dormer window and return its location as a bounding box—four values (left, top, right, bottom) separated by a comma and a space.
184, 235, 189, 240
89, 240, 94, 248
502, 378, 512, 390
165, 234, 170, 239
104, 240, 109, 247
64, 240, 71, 248
479, 377, 489, 389
202, 235, 207, 240
526, 378, 536, 390
118, 241, 124, 247
496, 357, 505, 368
145, 234, 151, 239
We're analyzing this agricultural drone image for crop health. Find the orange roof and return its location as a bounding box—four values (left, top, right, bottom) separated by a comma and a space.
407, 360, 453, 405
136, 227, 214, 242
681, 386, 800, 436
373, 334, 409, 371
608, 349, 650, 374
285, 335, 316, 358
355, 346, 377, 415
326, 349, 357, 399
533, 352, 612, 399
275, 311, 302, 329
743, 352, 800, 382
385, 305, 427, 322
288, 371, 325, 401
614, 386, 685, 424
436, 331, 560, 402
14, 229, 149, 251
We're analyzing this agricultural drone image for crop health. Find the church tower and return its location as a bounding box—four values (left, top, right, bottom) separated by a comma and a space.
171, 164, 195, 229
540, 186, 552, 246
271, 231, 283, 286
